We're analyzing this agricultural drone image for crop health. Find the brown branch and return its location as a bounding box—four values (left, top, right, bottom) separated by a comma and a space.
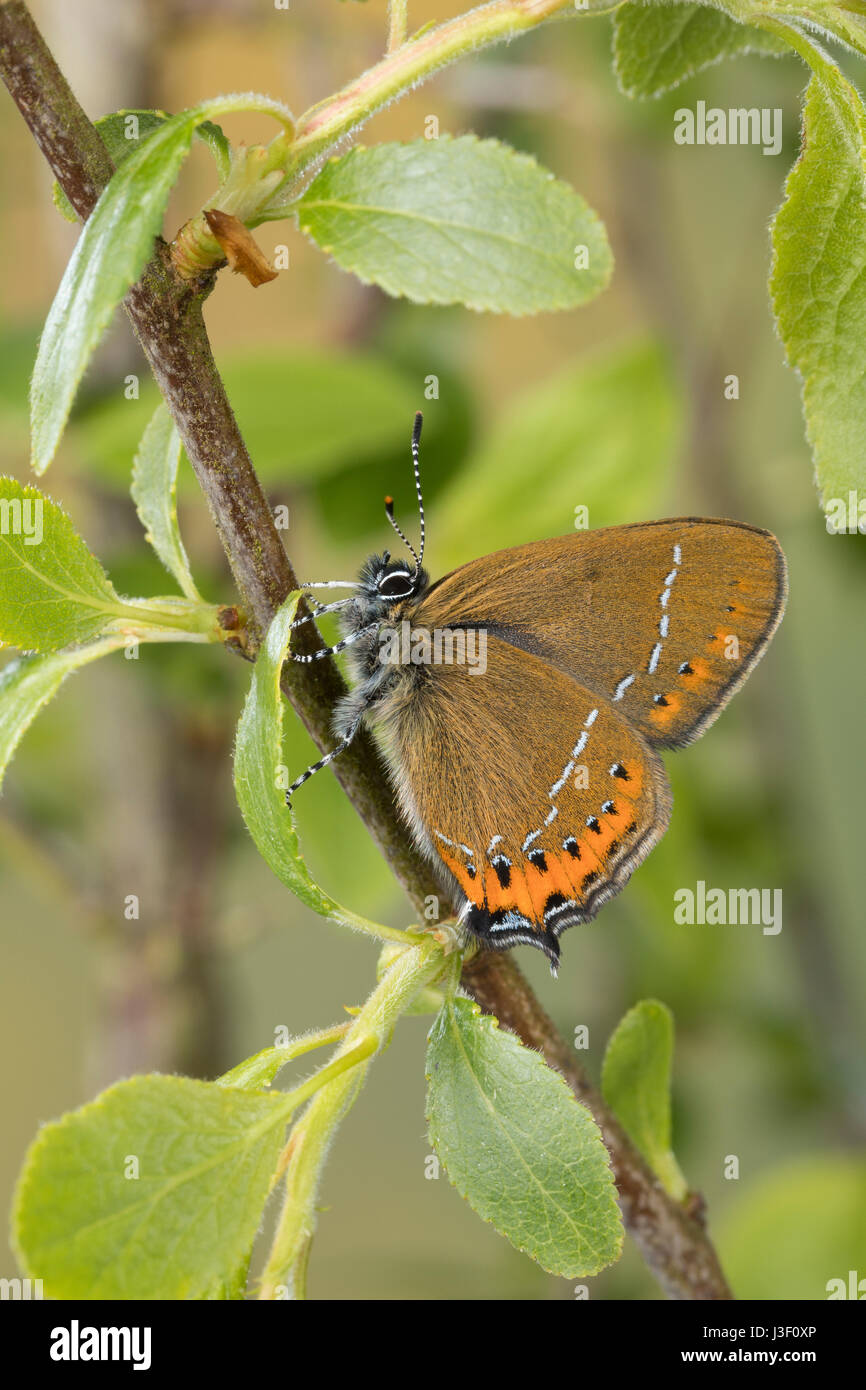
0, 0, 732, 1300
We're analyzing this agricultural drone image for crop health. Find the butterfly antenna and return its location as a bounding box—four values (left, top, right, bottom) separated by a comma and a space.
412, 410, 425, 572
384, 496, 419, 567
381, 412, 426, 576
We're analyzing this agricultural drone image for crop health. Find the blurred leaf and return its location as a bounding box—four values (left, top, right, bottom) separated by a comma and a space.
69, 351, 419, 489
234, 590, 392, 934
13, 1074, 290, 1298
718, 1155, 866, 1299
295, 136, 612, 315
131, 404, 202, 600
426, 996, 623, 1278
602, 999, 687, 1201
0, 323, 39, 420
613, 4, 787, 99
0, 639, 124, 789
0, 477, 123, 650
771, 52, 866, 510
310, 353, 474, 542
432, 340, 680, 567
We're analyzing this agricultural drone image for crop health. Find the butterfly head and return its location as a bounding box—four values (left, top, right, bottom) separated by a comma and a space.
353, 551, 429, 623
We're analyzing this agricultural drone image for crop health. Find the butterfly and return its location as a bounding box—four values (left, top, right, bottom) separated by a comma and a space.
288, 413, 787, 971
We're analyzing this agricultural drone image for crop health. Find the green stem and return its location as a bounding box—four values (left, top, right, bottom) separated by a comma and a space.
263, 0, 615, 209
387, 0, 410, 51
258, 940, 446, 1299
105, 597, 223, 640
216, 1023, 352, 1088
326, 910, 432, 949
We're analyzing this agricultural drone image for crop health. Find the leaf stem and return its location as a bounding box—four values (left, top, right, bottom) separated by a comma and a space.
216, 1022, 352, 1089
387, 0, 410, 52
276, 0, 612, 194
259, 939, 446, 1299
105, 597, 223, 640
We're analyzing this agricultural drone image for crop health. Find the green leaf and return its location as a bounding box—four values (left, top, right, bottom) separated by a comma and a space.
212, 351, 419, 481
233, 591, 392, 937
0, 477, 124, 651
12, 1074, 291, 1299
601, 999, 687, 1201
295, 136, 612, 315
613, 3, 788, 99
31, 93, 290, 474
0, 639, 125, 789
432, 340, 679, 568
0, 478, 219, 651
131, 404, 202, 600
718, 1155, 866, 1299
770, 55, 866, 510
426, 996, 622, 1278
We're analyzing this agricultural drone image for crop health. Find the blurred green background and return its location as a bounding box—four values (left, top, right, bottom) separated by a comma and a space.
1, 0, 865, 1300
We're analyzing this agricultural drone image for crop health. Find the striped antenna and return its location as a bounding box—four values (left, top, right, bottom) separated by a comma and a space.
382, 412, 426, 576
412, 411, 425, 570
384, 495, 419, 566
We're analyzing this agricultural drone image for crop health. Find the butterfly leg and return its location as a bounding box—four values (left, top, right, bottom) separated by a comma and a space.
286, 712, 364, 805
289, 596, 353, 630
288, 622, 378, 664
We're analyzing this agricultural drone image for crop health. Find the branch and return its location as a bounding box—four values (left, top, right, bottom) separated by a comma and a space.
0, 0, 732, 1300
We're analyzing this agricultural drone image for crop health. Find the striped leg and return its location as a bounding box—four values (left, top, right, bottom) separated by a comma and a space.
289, 622, 377, 663
290, 596, 352, 630
286, 715, 363, 804
299, 581, 359, 591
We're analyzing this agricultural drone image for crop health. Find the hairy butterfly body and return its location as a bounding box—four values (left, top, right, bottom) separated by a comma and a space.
290, 414, 787, 971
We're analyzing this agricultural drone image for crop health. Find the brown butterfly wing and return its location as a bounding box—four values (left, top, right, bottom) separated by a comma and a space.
416, 518, 786, 750
383, 635, 671, 964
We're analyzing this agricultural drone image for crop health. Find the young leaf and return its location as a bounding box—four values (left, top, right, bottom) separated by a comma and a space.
131, 404, 202, 600
771, 55, 866, 509
0, 477, 125, 651
432, 340, 678, 569
0, 639, 125, 789
295, 136, 612, 315
601, 999, 687, 1202
614, 3, 788, 99
12, 1074, 292, 1299
31, 93, 291, 474
426, 996, 622, 1278
233, 591, 398, 940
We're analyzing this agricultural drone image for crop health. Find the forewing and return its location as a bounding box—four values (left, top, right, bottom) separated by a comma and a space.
417, 518, 786, 749
386, 635, 671, 963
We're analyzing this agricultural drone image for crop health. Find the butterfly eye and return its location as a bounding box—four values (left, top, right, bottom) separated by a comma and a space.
378, 572, 412, 599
